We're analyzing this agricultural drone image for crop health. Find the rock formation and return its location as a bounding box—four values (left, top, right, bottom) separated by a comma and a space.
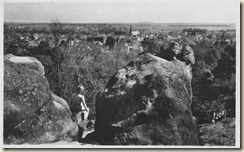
4, 55, 78, 144
5, 54, 45, 75
157, 42, 195, 67
87, 53, 199, 145
178, 45, 195, 66
157, 42, 182, 61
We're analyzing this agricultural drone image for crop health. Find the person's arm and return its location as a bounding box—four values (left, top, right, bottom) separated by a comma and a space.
81, 95, 88, 110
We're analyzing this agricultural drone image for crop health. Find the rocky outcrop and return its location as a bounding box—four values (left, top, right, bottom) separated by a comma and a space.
5, 54, 45, 75
178, 45, 195, 66
51, 92, 71, 115
4, 55, 78, 144
157, 42, 182, 61
157, 42, 195, 67
87, 53, 199, 145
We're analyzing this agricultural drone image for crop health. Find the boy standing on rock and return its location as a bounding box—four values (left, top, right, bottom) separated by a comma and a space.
70, 84, 89, 125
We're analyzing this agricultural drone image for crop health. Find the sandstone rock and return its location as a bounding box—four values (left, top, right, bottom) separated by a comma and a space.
171, 42, 182, 55
157, 42, 182, 61
157, 43, 195, 68
88, 53, 199, 145
51, 91, 71, 115
178, 46, 195, 66
4, 57, 78, 144
5, 54, 45, 75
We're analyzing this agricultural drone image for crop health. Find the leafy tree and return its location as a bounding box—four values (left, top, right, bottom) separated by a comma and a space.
129, 26, 132, 36
141, 38, 160, 55
48, 18, 74, 96
114, 30, 127, 35
39, 40, 50, 50
105, 36, 116, 49
203, 47, 220, 70
50, 18, 63, 47
192, 41, 236, 123
4, 24, 29, 55
213, 46, 235, 80
183, 28, 208, 35
212, 44, 236, 117
192, 61, 223, 124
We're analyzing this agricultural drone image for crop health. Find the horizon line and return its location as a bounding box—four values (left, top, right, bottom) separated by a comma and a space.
4, 21, 236, 25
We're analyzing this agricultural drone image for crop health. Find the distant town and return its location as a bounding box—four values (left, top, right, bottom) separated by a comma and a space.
4, 22, 235, 55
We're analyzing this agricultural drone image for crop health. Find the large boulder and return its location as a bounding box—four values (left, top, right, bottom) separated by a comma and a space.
157, 42, 182, 61
4, 55, 78, 144
157, 43, 195, 67
88, 53, 199, 145
5, 54, 45, 75
178, 45, 195, 66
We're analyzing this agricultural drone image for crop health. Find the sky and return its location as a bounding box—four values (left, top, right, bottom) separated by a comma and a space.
3, 0, 239, 23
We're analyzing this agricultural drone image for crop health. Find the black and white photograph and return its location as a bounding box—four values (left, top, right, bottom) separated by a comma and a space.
1, 0, 240, 148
